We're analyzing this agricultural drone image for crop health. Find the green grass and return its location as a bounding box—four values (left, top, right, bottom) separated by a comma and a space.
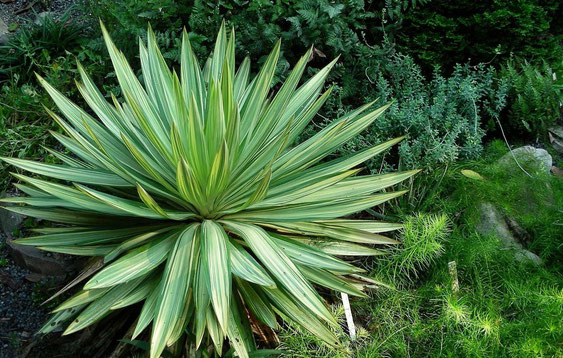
277, 141, 562, 357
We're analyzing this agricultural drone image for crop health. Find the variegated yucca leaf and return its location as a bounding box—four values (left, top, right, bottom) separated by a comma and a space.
0, 22, 418, 358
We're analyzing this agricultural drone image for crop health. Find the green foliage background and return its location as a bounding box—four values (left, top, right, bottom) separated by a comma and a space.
397, 0, 562, 72
2, 0, 560, 192
0, 1, 561, 356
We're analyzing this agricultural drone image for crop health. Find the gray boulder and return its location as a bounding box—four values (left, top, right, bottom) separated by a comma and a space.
6, 238, 66, 276
498, 146, 552, 175
476, 202, 542, 265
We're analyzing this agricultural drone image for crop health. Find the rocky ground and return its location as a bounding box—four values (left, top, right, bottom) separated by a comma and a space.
0, 199, 77, 358
0, 0, 79, 44
0, 232, 50, 358
0, 198, 139, 358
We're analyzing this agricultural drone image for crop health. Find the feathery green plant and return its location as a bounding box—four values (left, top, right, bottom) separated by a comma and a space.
375, 213, 450, 285
501, 60, 560, 140
0, 22, 417, 358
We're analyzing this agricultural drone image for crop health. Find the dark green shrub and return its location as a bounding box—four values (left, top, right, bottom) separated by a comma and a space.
500, 61, 561, 140
397, 0, 563, 72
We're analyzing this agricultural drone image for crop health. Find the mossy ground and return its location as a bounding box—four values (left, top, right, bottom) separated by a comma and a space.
277, 141, 563, 357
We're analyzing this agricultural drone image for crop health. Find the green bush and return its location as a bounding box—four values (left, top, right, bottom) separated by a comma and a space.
397, 0, 563, 72
500, 60, 561, 140
312, 45, 509, 173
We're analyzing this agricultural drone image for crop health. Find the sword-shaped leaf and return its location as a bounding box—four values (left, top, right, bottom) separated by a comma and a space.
151, 225, 199, 358
84, 233, 176, 289
202, 220, 231, 330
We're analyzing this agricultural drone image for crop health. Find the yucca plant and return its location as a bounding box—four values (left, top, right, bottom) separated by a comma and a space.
1, 22, 417, 358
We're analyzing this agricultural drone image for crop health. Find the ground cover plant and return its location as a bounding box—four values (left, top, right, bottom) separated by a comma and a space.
277, 142, 563, 357
0, 22, 418, 358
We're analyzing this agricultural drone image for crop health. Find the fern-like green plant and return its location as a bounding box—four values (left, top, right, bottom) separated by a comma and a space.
0, 22, 417, 358
502, 60, 560, 139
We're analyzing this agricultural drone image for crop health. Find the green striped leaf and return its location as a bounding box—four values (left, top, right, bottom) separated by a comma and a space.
202, 220, 231, 330
84, 233, 176, 289
1, 157, 131, 187
151, 224, 199, 358
222, 221, 335, 325
229, 242, 275, 287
